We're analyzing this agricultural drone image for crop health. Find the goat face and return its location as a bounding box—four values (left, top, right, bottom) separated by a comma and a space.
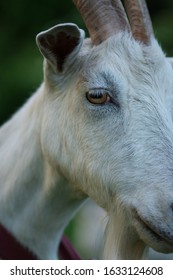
36, 1, 173, 257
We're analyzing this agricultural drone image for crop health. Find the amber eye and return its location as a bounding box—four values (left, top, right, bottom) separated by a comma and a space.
86, 90, 111, 105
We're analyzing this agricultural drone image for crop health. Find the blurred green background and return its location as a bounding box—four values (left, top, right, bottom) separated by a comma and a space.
0, 0, 173, 259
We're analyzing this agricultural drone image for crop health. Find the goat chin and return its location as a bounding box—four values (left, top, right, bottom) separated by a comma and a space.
103, 205, 147, 260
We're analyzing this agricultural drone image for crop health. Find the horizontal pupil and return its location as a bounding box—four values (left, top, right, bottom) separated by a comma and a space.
90, 92, 105, 98
86, 90, 111, 105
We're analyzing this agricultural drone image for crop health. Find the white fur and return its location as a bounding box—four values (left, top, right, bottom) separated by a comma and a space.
0, 26, 173, 259
168, 57, 173, 67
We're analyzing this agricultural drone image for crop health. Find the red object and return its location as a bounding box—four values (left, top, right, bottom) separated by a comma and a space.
0, 223, 81, 260
59, 235, 81, 260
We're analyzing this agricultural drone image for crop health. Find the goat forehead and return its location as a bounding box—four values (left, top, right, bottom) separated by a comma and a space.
81, 38, 173, 110
82, 35, 167, 83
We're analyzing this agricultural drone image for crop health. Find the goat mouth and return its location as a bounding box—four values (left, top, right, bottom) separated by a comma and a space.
133, 211, 173, 253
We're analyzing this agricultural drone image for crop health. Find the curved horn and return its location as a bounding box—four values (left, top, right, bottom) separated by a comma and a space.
73, 0, 129, 45
123, 0, 154, 44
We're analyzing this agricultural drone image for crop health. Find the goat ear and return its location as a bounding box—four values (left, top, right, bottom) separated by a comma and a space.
36, 23, 85, 73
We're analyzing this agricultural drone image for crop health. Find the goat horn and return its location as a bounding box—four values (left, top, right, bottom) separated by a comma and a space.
73, 0, 129, 45
123, 0, 154, 44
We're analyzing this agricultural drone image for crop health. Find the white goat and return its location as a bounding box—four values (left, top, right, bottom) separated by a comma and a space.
0, 0, 173, 260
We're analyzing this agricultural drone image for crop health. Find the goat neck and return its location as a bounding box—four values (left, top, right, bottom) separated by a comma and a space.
0, 86, 86, 259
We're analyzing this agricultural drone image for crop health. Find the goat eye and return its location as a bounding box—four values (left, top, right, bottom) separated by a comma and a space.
86, 90, 110, 104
